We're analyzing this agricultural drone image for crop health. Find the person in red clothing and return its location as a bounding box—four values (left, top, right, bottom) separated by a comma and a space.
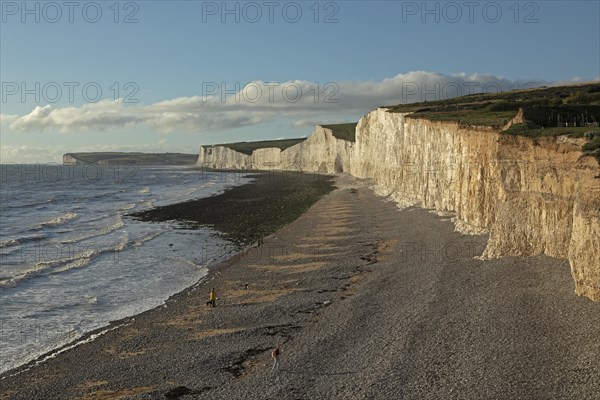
271, 345, 281, 371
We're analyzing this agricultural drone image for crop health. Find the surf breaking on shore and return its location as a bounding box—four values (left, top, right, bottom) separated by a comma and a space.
0, 166, 251, 375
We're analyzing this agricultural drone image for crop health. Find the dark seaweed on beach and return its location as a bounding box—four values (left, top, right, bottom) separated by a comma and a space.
129, 171, 335, 246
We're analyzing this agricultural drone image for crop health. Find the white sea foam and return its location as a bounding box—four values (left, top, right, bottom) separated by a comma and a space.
0, 238, 20, 248
133, 230, 166, 246
85, 295, 99, 304
38, 212, 78, 228
58, 215, 124, 245
0, 260, 59, 288
119, 203, 136, 212
167, 256, 204, 270
0, 234, 46, 249
50, 249, 102, 274
1, 323, 128, 377
0, 234, 133, 287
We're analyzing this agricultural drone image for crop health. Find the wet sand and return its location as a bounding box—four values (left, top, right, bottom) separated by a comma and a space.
1, 175, 599, 400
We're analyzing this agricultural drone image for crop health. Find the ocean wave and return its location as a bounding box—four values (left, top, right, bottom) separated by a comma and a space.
181, 187, 199, 197
78, 213, 114, 224
164, 187, 200, 203
82, 191, 121, 201
52, 235, 133, 275
2, 322, 128, 376
80, 203, 134, 224
0, 245, 23, 258
38, 212, 78, 228
15, 295, 102, 320
138, 200, 154, 210
85, 295, 99, 304
0, 198, 54, 211
133, 230, 166, 247
166, 256, 203, 270
0, 235, 132, 289
0, 167, 252, 375
50, 248, 102, 274
0, 260, 61, 289
119, 203, 136, 212
0, 223, 170, 288
58, 215, 124, 245
1, 238, 23, 249
0, 234, 47, 249
138, 187, 151, 194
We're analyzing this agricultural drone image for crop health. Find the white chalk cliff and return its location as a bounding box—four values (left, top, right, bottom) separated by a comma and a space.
197, 126, 354, 173
197, 108, 600, 301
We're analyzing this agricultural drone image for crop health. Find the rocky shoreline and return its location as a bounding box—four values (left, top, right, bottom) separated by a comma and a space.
1, 175, 599, 400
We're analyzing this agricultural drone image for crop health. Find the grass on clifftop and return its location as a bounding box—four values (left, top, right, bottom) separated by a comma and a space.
210, 138, 306, 155
387, 83, 600, 129
386, 83, 600, 161
65, 152, 198, 164
411, 110, 517, 129
321, 123, 358, 142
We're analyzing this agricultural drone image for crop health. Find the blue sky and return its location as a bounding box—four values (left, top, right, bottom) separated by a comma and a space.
1, 0, 599, 162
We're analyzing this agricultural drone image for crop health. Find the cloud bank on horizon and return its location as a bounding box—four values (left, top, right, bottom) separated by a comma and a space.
4, 71, 582, 135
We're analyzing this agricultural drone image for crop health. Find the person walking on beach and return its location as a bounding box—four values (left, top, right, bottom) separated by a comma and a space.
271, 345, 281, 371
207, 288, 216, 307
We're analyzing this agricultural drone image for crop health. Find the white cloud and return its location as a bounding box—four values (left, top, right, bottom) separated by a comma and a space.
7, 101, 145, 133
549, 77, 600, 87
0, 145, 65, 164
292, 118, 355, 128
292, 119, 325, 129
0, 113, 19, 124
3, 71, 552, 134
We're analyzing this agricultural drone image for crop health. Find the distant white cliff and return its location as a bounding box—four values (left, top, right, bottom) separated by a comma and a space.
198, 126, 353, 173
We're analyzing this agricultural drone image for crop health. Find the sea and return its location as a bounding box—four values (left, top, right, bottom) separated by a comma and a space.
0, 163, 249, 374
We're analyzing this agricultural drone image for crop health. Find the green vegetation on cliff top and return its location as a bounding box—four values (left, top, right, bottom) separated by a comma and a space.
386, 83, 600, 130
386, 83, 600, 160
321, 123, 358, 142
211, 124, 359, 156
64, 152, 198, 165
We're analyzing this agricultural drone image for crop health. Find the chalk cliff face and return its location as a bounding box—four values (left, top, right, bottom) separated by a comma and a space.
570, 192, 600, 301
63, 154, 80, 165
197, 146, 250, 169
197, 109, 600, 301
281, 126, 354, 173
351, 108, 501, 230
197, 126, 353, 173
352, 109, 599, 301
